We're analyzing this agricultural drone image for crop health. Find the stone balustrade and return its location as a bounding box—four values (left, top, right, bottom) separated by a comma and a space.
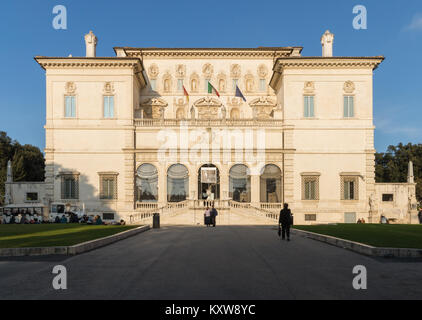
134, 118, 284, 127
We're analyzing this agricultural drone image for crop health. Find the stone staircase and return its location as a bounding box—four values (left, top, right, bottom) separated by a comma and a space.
129, 200, 279, 226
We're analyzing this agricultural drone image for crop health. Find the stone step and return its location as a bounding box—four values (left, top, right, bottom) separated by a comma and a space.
160, 211, 276, 226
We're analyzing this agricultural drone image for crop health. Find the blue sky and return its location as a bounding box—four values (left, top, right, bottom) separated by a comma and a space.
0, 0, 421, 152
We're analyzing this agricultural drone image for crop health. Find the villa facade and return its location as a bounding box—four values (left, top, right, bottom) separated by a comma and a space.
4, 30, 418, 225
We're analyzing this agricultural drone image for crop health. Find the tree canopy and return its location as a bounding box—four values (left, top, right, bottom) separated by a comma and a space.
375, 143, 422, 201
0, 131, 45, 205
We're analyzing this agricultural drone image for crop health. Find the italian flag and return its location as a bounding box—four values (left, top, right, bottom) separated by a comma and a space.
207, 82, 220, 97
183, 85, 189, 103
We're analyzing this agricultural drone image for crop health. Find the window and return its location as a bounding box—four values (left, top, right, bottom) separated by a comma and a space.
100, 174, 117, 200
302, 175, 320, 200
167, 164, 189, 202
150, 79, 156, 91
61, 174, 79, 200
382, 194, 394, 202
103, 213, 115, 220
344, 96, 354, 118
341, 176, 358, 200
26, 192, 38, 202
104, 96, 114, 118
136, 164, 158, 202
259, 79, 266, 91
233, 79, 239, 91
305, 214, 317, 221
304, 96, 314, 118
177, 79, 183, 92
65, 96, 76, 118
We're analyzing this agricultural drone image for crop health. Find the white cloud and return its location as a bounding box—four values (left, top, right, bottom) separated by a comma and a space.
406, 14, 422, 31
375, 118, 422, 136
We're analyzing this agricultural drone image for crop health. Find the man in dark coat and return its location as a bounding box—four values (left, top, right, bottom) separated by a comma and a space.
418, 209, 422, 224
279, 203, 293, 241
210, 206, 218, 227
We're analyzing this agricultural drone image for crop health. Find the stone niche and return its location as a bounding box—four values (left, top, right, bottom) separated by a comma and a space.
249, 97, 276, 119
193, 97, 222, 120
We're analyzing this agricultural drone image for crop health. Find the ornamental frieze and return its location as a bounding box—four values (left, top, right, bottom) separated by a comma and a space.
103, 82, 114, 94
257, 64, 268, 78
230, 64, 241, 78
343, 81, 355, 93
175, 64, 186, 78
249, 97, 276, 120
202, 63, 213, 78
148, 63, 159, 79
65, 82, 76, 94
304, 81, 315, 94
193, 97, 222, 120
140, 97, 168, 119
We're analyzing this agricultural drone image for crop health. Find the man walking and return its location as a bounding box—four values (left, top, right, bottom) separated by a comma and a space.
210, 205, 218, 227
279, 203, 293, 241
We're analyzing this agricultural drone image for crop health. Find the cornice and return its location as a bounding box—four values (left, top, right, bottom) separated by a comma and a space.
273, 57, 385, 71
34, 57, 143, 69
117, 47, 303, 59
34, 56, 147, 87
270, 56, 384, 90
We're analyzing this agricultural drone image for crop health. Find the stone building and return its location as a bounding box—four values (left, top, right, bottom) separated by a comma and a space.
3, 30, 418, 225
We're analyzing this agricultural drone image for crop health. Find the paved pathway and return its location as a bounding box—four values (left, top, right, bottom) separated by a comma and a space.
0, 226, 421, 299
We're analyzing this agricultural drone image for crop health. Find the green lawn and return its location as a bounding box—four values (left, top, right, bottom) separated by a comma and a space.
0, 224, 138, 248
294, 224, 422, 249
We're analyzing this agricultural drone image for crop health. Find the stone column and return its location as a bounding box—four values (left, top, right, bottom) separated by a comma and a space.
189, 165, 197, 201
283, 127, 295, 206
124, 152, 135, 211
220, 165, 229, 200
158, 163, 167, 205
251, 174, 260, 206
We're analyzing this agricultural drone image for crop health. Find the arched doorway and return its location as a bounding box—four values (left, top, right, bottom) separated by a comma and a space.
198, 164, 220, 201
167, 164, 189, 202
260, 164, 282, 203
136, 163, 158, 202
229, 164, 251, 202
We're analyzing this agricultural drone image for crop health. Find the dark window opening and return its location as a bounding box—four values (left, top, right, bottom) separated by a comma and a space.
382, 194, 394, 202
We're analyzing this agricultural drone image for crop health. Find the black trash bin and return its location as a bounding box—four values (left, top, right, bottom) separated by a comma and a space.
153, 213, 160, 229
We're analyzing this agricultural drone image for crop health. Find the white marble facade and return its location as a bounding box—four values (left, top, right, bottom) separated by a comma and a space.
7, 30, 415, 225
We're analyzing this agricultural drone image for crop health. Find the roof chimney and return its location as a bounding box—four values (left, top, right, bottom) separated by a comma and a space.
321, 30, 334, 57
84, 31, 97, 57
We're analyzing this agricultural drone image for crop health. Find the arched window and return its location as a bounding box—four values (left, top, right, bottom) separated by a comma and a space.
229, 164, 251, 202
167, 164, 189, 202
260, 164, 282, 203
136, 164, 158, 202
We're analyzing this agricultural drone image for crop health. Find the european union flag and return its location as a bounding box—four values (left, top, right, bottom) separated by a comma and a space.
235, 85, 246, 102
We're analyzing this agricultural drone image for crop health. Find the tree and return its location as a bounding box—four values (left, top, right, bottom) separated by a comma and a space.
375, 143, 422, 201
0, 131, 45, 205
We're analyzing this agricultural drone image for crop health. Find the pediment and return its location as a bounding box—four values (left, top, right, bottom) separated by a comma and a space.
140, 97, 168, 108
193, 97, 222, 107
249, 97, 276, 107
193, 97, 222, 120
249, 97, 276, 119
